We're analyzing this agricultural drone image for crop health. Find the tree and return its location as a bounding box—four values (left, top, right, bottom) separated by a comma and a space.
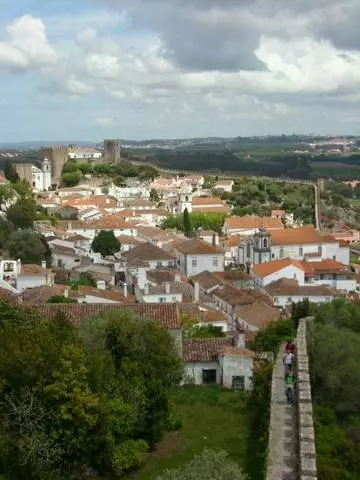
62, 171, 81, 187
183, 208, 192, 238
6, 229, 47, 264
150, 188, 160, 202
7, 198, 37, 228
0, 302, 182, 479
156, 449, 248, 480
0, 218, 14, 250
4, 160, 19, 183
91, 230, 120, 257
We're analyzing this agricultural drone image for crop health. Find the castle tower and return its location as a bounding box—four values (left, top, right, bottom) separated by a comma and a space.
42, 145, 69, 186
253, 226, 271, 265
104, 139, 121, 164
178, 181, 192, 213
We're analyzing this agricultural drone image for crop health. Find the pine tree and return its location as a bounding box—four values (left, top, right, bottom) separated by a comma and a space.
183, 208, 192, 237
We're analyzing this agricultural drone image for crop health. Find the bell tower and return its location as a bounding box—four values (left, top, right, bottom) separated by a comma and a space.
178, 181, 192, 213
253, 226, 271, 265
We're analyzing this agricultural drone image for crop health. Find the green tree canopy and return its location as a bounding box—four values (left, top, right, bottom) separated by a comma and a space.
7, 198, 37, 228
0, 301, 182, 479
4, 160, 19, 183
183, 208, 193, 237
156, 449, 248, 480
91, 230, 120, 257
62, 171, 81, 187
6, 229, 48, 264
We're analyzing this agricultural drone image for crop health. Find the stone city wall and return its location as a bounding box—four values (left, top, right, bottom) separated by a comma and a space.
296, 317, 318, 480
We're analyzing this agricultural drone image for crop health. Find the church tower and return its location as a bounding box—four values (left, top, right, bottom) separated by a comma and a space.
178, 181, 193, 213
253, 226, 271, 265
41, 158, 52, 191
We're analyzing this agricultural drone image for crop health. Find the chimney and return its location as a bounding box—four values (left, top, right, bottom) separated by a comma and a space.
144, 283, 149, 295
165, 283, 171, 294
41, 261, 47, 269
212, 234, 216, 247
123, 282, 128, 297
175, 272, 181, 282
236, 331, 245, 348
194, 281, 200, 302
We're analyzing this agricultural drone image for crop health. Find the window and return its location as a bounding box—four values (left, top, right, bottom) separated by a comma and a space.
156, 261, 162, 268
202, 369, 217, 385
158, 297, 166, 303
263, 238, 268, 248
57, 259, 62, 268
213, 257, 219, 267
299, 247, 303, 256
168, 261, 173, 267
318, 245, 322, 255
271, 253, 275, 259
287, 297, 292, 303
232, 376, 245, 391
320, 274, 324, 280
74, 258, 80, 263
246, 242, 251, 258
192, 258, 198, 267
280, 247, 284, 258
4, 262, 13, 272
172, 297, 177, 302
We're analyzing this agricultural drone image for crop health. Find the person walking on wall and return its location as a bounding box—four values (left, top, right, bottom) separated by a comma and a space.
285, 368, 296, 405
283, 350, 295, 377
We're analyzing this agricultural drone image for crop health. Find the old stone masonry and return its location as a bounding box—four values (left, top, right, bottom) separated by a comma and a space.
266, 317, 318, 480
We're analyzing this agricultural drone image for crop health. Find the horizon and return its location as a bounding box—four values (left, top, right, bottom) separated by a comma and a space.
1, 0, 360, 140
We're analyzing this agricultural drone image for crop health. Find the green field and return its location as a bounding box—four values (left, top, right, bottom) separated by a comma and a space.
129, 386, 251, 479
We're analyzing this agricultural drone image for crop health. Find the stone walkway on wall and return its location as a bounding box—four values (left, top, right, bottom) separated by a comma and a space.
267, 345, 298, 480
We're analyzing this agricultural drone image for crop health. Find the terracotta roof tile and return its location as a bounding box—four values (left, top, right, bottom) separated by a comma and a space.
183, 337, 235, 361
35, 303, 181, 329
58, 217, 138, 231
191, 271, 220, 290
270, 227, 339, 246
213, 285, 272, 306
21, 264, 50, 276
253, 258, 305, 278
236, 302, 280, 330
175, 238, 224, 255
225, 216, 284, 230
221, 346, 255, 358
123, 243, 176, 262
265, 278, 337, 297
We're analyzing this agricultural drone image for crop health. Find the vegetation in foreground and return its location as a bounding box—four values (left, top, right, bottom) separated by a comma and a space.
0, 301, 182, 480
308, 299, 360, 480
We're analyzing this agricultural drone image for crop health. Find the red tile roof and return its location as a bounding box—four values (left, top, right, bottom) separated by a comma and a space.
183, 337, 235, 361
270, 227, 339, 246
192, 196, 224, 206
253, 258, 305, 278
20, 264, 50, 276
175, 238, 224, 255
35, 303, 181, 329
236, 302, 280, 330
225, 216, 283, 230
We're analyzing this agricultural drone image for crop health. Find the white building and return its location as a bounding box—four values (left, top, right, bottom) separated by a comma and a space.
0, 260, 54, 293
175, 238, 225, 277
239, 226, 350, 272
122, 243, 177, 270
68, 148, 102, 161
253, 256, 356, 295
183, 334, 254, 390
265, 278, 337, 308
214, 179, 234, 193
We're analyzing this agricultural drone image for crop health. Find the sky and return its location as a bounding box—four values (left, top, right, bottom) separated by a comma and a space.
1, 0, 360, 141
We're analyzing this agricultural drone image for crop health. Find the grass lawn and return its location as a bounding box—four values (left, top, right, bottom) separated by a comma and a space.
128, 385, 250, 479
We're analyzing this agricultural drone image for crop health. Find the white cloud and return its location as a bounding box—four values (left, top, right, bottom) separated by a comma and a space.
0, 15, 58, 70
85, 53, 121, 78
64, 76, 94, 96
